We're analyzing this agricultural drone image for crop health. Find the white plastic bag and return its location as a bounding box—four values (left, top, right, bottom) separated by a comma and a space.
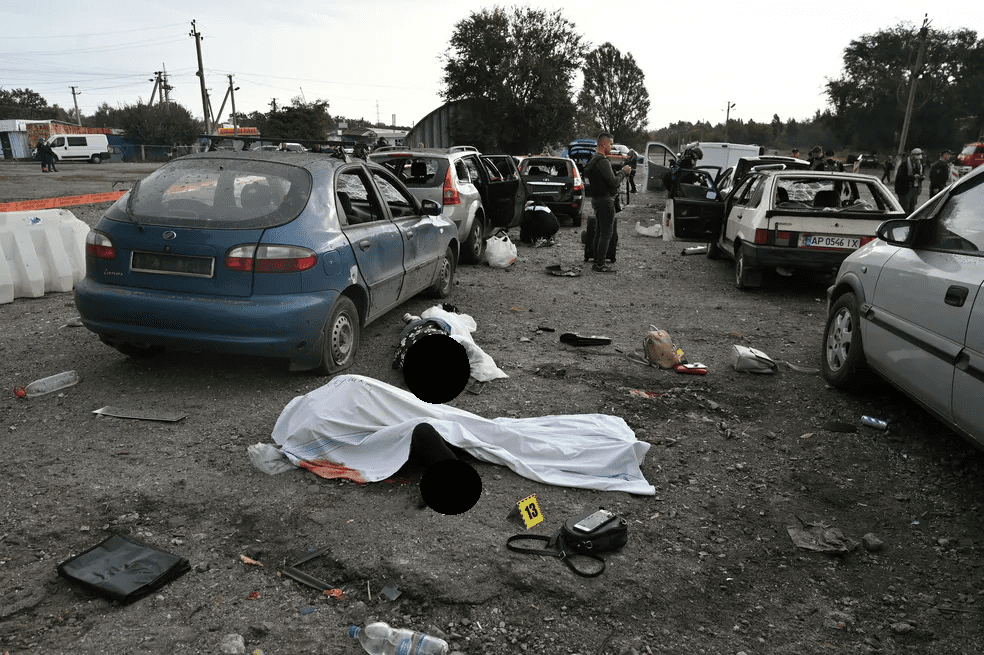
421, 305, 508, 381
486, 232, 517, 268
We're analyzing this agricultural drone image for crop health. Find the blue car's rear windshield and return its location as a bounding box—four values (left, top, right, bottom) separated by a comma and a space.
129, 158, 312, 229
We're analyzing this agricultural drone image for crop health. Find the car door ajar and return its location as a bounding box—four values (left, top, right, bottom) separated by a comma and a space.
644, 142, 676, 192
336, 166, 405, 321
865, 177, 984, 426
483, 154, 525, 223
669, 169, 726, 242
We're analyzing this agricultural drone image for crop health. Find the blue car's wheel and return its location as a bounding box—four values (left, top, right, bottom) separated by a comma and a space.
428, 246, 456, 298
316, 296, 360, 375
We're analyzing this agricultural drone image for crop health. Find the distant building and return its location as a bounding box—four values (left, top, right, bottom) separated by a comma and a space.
339, 126, 407, 148
0, 119, 117, 160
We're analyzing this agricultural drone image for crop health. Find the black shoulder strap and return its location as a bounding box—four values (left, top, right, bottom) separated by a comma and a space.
506, 532, 606, 578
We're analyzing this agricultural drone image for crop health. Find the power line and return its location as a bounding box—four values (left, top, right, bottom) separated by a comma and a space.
0, 35, 186, 58
1, 22, 188, 39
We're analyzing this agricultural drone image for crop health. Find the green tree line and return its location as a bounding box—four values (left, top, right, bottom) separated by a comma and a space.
4, 14, 982, 156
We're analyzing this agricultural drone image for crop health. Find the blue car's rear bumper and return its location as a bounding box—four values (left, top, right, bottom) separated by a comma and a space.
75, 278, 337, 368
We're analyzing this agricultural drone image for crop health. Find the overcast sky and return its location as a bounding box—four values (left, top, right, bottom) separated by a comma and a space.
3, 1, 981, 136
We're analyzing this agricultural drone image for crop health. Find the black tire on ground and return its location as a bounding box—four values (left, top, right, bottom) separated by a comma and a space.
821, 292, 871, 390
315, 296, 360, 375
461, 216, 485, 264
90, 154, 102, 164
572, 210, 582, 228
428, 246, 456, 298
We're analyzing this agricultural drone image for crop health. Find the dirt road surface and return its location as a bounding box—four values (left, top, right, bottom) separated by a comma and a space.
1, 159, 982, 655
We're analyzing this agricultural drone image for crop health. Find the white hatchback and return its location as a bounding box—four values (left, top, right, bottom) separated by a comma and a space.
667, 169, 906, 289
822, 164, 984, 446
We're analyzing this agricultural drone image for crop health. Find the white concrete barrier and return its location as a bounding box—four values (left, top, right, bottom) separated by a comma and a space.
0, 209, 89, 304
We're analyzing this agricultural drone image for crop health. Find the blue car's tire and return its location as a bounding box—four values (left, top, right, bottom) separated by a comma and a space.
316, 296, 360, 375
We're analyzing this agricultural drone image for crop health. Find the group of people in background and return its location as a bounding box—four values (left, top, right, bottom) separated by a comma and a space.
794, 145, 956, 215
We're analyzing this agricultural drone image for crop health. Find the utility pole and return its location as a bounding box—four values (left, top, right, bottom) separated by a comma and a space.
229, 76, 239, 136
724, 101, 736, 142
162, 64, 172, 105
190, 20, 211, 135
70, 86, 81, 126
898, 15, 930, 160
149, 72, 161, 105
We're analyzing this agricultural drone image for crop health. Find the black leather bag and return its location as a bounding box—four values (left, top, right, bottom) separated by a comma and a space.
506, 508, 628, 577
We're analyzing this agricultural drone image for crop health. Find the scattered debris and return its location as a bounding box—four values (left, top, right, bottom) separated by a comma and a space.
57, 534, 191, 603
634, 221, 662, 237
785, 515, 857, 554
240, 555, 263, 566
731, 345, 777, 374
545, 264, 581, 277
380, 582, 401, 601
823, 421, 857, 433
681, 246, 708, 255
560, 332, 612, 346
93, 406, 187, 422
862, 533, 884, 552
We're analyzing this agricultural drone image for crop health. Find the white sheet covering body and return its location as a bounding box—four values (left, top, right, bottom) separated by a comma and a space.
256, 375, 655, 495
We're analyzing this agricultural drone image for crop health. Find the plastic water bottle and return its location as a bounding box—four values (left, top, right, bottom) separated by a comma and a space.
348, 622, 449, 655
24, 371, 79, 398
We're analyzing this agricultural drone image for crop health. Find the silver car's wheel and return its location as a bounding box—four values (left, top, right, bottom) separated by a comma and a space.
461, 217, 485, 264
821, 292, 871, 390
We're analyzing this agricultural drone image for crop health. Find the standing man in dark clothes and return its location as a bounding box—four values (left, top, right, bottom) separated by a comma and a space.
928, 149, 952, 197
808, 146, 825, 171
882, 155, 894, 183
583, 132, 630, 273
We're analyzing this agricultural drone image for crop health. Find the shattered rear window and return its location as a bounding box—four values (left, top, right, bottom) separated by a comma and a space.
130, 158, 312, 229
775, 177, 896, 213
371, 155, 448, 188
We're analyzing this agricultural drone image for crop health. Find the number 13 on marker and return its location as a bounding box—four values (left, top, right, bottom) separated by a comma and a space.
518, 494, 543, 528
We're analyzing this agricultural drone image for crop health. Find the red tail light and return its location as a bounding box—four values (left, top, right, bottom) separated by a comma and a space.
443, 168, 460, 205
860, 236, 875, 247
754, 229, 770, 245
85, 230, 116, 260
573, 169, 584, 192
226, 245, 318, 273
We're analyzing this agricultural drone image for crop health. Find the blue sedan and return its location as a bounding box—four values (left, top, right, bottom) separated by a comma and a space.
75, 151, 459, 373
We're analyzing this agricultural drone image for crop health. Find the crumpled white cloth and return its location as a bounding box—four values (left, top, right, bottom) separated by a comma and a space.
420, 305, 507, 382
249, 374, 655, 495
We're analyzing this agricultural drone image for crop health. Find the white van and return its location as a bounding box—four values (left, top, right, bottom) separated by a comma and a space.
642, 141, 763, 191
46, 134, 111, 164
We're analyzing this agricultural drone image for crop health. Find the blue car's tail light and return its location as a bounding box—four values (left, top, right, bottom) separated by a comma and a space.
85, 230, 116, 260
225, 244, 318, 273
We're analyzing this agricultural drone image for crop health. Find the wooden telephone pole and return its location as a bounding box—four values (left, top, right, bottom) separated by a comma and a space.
190, 20, 211, 135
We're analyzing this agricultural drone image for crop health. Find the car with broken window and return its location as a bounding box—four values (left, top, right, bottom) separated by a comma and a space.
74, 150, 458, 373
369, 148, 524, 264
821, 163, 984, 447
714, 155, 811, 197
667, 169, 906, 289
516, 155, 584, 225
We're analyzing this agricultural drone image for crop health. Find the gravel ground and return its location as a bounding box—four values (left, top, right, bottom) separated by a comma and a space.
1, 159, 982, 655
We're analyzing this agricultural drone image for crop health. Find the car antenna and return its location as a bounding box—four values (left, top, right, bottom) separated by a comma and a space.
126, 180, 144, 232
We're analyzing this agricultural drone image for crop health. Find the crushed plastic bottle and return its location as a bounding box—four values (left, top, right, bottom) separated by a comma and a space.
24, 371, 79, 398
348, 622, 449, 655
